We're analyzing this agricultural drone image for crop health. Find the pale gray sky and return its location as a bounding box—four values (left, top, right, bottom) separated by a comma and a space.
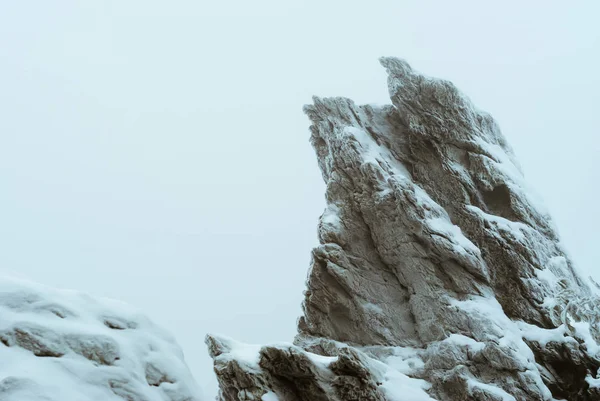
1, 1, 598, 398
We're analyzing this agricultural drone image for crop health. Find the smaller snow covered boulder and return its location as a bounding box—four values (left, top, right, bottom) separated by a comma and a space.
0, 276, 203, 401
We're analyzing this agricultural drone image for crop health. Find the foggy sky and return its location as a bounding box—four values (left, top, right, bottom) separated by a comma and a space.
1, 1, 599, 397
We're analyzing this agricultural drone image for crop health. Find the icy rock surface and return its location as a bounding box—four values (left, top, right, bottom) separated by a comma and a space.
0, 277, 202, 401
207, 57, 600, 400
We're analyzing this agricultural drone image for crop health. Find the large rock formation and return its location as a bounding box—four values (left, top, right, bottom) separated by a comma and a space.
207, 58, 600, 400
0, 276, 203, 401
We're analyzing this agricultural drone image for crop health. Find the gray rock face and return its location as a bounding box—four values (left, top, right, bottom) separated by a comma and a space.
0, 277, 203, 401
207, 57, 600, 400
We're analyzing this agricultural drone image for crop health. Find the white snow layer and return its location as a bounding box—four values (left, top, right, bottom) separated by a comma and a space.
467, 379, 516, 401
343, 126, 412, 179
261, 391, 280, 401
366, 356, 433, 401
0, 276, 202, 401
208, 335, 264, 372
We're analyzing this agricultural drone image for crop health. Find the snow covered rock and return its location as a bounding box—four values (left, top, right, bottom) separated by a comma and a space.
207, 57, 600, 401
206, 334, 431, 401
0, 276, 202, 401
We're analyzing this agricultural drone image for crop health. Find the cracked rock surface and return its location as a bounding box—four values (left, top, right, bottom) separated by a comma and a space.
0, 277, 202, 401
207, 58, 600, 400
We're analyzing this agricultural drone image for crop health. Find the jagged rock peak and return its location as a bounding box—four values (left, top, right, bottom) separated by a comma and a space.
0, 276, 203, 401
208, 57, 600, 400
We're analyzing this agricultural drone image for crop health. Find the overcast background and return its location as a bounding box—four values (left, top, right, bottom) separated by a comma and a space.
1, 1, 598, 398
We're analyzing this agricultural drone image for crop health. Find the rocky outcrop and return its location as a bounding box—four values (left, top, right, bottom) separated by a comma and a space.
0, 277, 202, 401
207, 58, 600, 400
